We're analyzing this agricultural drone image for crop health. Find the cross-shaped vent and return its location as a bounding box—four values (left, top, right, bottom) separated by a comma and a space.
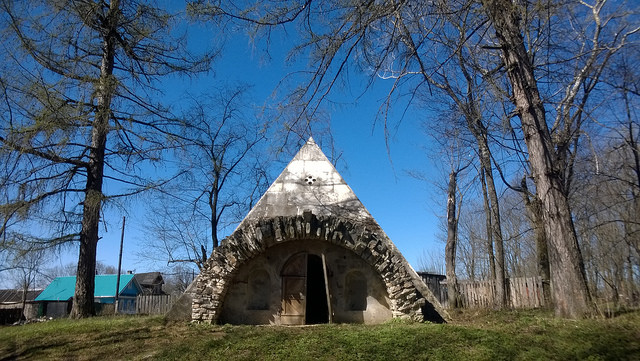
304, 175, 317, 185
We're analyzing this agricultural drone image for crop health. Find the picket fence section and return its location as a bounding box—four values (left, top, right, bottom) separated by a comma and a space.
136, 294, 178, 315
507, 276, 545, 308
422, 275, 545, 309
457, 280, 496, 308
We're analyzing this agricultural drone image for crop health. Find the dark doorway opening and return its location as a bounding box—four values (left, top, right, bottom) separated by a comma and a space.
305, 254, 329, 324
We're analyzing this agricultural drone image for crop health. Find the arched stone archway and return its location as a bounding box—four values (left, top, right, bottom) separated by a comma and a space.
192, 212, 446, 324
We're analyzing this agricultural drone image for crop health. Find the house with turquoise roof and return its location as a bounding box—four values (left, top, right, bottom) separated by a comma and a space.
35, 274, 142, 317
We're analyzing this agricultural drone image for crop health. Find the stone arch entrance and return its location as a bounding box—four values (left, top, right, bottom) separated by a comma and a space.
280, 252, 330, 325
192, 213, 447, 324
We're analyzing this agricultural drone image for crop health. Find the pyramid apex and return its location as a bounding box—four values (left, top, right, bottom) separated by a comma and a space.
241, 136, 371, 221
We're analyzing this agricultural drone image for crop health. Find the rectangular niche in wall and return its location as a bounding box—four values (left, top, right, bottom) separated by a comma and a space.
247, 269, 271, 310
346, 271, 367, 311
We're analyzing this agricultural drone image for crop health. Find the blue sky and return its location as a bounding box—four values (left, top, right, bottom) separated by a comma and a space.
50, 16, 449, 280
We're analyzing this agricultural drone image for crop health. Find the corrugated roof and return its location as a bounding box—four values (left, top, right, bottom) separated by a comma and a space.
134, 272, 163, 286
0, 289, 42, 303
35, 274, 136, 301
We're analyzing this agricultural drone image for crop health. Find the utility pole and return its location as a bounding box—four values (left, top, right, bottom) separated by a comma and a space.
114, 216, 125, 314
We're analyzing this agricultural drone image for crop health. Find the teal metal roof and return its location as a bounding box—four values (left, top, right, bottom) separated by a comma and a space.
35, 274, 138, 301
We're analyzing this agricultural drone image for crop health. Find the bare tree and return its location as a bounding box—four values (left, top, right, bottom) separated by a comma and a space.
6, 248, 45, 320
445, 168, 462, 308
142, 85, 269, 270
416, 249, 446, 275
439, 123, 473, 309
570, 50, 640, 309
0, 0, 212, 318
41, 261, 118, 281
457, 198, 500, 282
162, 264, 195, 295
481, 0, 638, 317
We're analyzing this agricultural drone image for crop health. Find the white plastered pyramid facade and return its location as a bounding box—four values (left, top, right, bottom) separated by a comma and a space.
241, 137, 371, 223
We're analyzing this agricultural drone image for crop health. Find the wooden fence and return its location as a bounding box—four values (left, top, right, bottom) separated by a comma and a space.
420, 275, 546, 309
506, 277, 545, 308
136, 294, 178, 315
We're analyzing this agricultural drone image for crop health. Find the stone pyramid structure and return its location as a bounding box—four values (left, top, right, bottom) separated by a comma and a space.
190, 137, 448, 324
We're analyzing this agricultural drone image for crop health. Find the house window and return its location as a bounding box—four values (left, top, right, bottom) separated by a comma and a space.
247, 269, 270, 310
346, 271, 367, 311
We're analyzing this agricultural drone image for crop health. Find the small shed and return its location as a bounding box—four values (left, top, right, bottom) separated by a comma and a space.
35, 274, 142, 317
134, 272, 165, 295
0, 289, 42, 323
417, 272, 447, 305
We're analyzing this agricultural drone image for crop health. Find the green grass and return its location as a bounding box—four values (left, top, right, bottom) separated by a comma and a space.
1, 309, 639, 360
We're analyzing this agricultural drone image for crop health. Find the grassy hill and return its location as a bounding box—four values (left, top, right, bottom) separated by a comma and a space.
1, 309, 638, 360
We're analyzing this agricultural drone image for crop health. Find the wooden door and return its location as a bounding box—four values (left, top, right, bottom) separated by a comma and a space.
281, 253, 307, 325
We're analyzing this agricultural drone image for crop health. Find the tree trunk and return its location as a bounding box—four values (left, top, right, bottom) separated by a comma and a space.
445, 170, 460, 308
480, 165, 496, 284
521, 178, 552, 307
626, 244, 637, 306
475, 133, 505, 308
20, 280, 27, 321
203, 173, 219, 269
482, 0, 593, 318
209, 177, 220, 249
624, 93, 640, 259
70, 1, 117, 319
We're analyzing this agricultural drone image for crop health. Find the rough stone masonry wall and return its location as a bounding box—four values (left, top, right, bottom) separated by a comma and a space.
192, 211, 446, 323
